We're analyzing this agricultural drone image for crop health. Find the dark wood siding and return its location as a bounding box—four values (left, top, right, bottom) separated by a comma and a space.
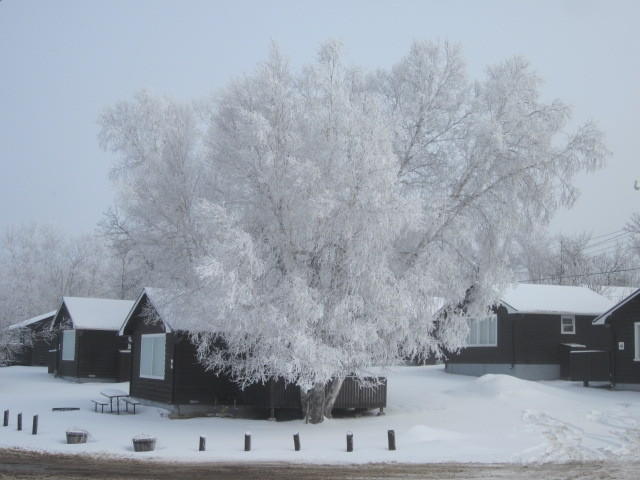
123, 294, 387, 411
31, 336, 52, 366
242, 379, 301, 409
126, 297, 174, 403
608, 294, 640, 385
57, 326, 79, 378
117, 351, 131, 382
51, 303, 124, 380
447, 307, 606, 366
241, 377, 386, 410
445, 307, 514, 364
172, 334, 243, 405
333, 377, 387, 409
76, 330, 121, 379
569, 350, 610, 382
130, 330, 174, 403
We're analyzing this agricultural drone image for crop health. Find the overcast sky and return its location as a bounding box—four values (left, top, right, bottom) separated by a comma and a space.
1, 0, 638, 238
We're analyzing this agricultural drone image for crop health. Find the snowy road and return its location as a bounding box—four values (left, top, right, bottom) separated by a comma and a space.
0, 449, 638, 479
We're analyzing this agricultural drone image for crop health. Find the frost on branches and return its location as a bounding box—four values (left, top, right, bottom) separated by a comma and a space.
99, 41, 608, 423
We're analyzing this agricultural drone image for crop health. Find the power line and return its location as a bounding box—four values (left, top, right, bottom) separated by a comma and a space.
589, 229, 625, 240
520, 265, 640, 283
584, 243, 629, 258
584, 231, 631, 251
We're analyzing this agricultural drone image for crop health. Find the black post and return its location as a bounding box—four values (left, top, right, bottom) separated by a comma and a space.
3, 410, 8, 427
32, 415, 38, 435
387, 429, 396, 450
17, 413, 22, 431
293, 432, 300, 451
244, 432, 251, 452
346, 431, 353, 452
199, 436, 206, 452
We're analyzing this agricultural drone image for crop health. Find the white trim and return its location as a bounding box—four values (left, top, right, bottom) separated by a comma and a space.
634, 322, 640, 362
561, 315, 576, 335
139, 333, 166, 380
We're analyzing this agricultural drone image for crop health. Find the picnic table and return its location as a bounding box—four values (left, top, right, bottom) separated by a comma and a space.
100, 388, 128, 414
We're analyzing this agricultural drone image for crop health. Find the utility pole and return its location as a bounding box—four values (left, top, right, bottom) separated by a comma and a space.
559, 239, 564, 285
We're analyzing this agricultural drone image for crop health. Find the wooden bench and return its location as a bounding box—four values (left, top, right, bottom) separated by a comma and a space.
91, 399, 109, 413
122, 397, 141, 414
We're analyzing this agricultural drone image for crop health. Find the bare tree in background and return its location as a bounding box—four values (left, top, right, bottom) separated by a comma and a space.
0, 224, 122, 362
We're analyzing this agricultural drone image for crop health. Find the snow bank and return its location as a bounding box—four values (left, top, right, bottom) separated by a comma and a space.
1, 366, 639, 464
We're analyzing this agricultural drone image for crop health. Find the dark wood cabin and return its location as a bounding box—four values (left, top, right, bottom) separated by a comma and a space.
120, 288, 387, 417
445, 284, 613, 380
49, 296, 134, 382
7, 311, 56, 366
589, 288, 640, 389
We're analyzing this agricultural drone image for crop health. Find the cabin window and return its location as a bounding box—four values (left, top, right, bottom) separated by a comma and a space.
466, 314, 498, 347
634, 323, 640, 361
140, 334, 166, 380
561, 315, 576, 335
61, 330, 75, 361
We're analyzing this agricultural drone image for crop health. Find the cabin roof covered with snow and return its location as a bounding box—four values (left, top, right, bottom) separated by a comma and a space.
7, 310, 57, 330
500, 283, 614, 316
597, 285, 639, 304
57, 296, 135, 331
119, 287, 186, 334
592, 288, 640, 325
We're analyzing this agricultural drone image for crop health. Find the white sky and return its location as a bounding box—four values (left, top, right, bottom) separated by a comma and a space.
1, 0, 638, 237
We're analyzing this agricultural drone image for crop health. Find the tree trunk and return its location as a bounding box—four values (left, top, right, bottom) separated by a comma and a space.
300, 378, 345, 424
323, 377, 344, 419
302, 383, 325, 424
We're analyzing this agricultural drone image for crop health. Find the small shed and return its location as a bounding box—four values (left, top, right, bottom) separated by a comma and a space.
592, 287, 640, 389
50, 296, 134, 382
445, 283, 614, 380
120, 288, 386, 417
7, 311, 57, 366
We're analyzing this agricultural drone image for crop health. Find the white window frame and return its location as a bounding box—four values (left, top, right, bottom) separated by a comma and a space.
634, 322, 640, 362
466, 314, 498, 347
139, 333, 166, 380
61, 329, 76, 361
561, 315, 576, 335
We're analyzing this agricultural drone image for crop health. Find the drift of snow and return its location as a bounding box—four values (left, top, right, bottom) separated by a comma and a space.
500, 283, 614, 316
58, 297, 134, 331
1, 365, 639, 464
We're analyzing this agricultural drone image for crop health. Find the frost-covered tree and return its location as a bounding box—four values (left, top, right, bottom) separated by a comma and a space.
100, 41, 608, 423
98, 91, 207, 295
627, 213, 640, 257
0, 224, 123, 362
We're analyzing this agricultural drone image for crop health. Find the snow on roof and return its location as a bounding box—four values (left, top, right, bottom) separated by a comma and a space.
592, 288, 640, 325
597, 285, 639, 304
61, 297, 135, 331
142, 287, 180, 331
119, 287, 183, 335
500, 283, 614, 316
7, 311, 57, 330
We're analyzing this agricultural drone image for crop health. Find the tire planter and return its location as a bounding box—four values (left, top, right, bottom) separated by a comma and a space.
132, 435, 156, 452
66, 430, 88, 444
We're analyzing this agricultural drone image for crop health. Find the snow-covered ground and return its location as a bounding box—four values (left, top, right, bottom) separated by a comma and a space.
1, 365, 639, 464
